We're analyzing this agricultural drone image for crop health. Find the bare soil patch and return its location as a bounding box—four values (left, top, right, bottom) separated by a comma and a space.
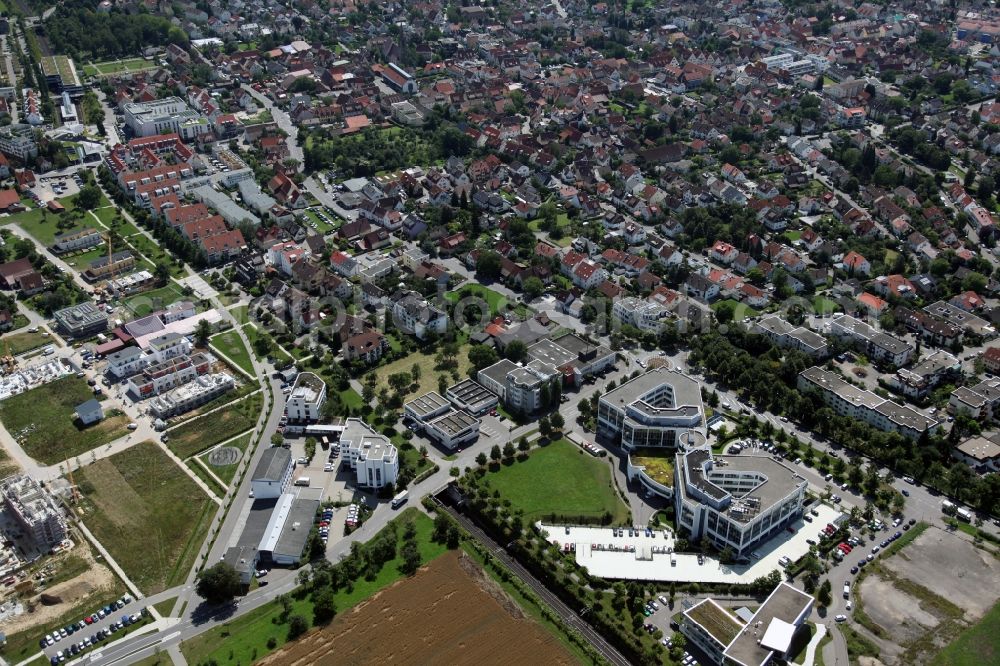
259, 550, 576, 666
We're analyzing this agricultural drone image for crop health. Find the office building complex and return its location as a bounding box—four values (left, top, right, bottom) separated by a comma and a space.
340, 419, 399, 489
597, 368, 706, 450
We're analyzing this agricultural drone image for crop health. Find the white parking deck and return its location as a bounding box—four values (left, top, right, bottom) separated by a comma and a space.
540, 503, 843, 583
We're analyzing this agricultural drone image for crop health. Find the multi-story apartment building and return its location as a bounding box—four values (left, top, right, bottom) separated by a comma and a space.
1, 474, 68, 548
148, 373, 235, 418
0, 124, 38, 160
798, 366, 940, 439
597, 368, 707, 450
612, 296, 671, 333
753, 315, 829, 358
829, 314, 913, 367
390, 291, 449, 340
127, 352, 210, 398
52, 227, 102, 254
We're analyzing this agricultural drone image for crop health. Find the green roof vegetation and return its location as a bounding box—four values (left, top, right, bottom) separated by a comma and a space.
687, 601, 743, 646
631, 451, 674, 486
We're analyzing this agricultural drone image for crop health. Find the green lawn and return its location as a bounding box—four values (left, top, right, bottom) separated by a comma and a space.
1, 329, 54, 355
932, 599, 1000, 666
813, 295, 841, 315
84, 57, 155, 77
63, 246, 107, 271
198, 432, 254, 485
122, 283, 186, 317
209, 329, 255, 376
445, 283, 522, 317
0, 376, 130, 464
228, 304, 249, 325
92, 208, 141, 236
124, 234, 186, 277
374, 344, 472, 401
711, 298, 759, 322
1, 198, 80, 244
167, 392, 261, 459
243, 324, 293, 364
339, 387, 364, 410
488, 439, 630, 523
180, 509, 447, 666
74, 441, 216, 593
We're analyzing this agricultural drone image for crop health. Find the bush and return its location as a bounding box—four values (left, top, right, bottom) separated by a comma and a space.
287, 613, 308, 639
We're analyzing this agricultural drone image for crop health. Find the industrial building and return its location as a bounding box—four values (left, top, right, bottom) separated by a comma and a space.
257, 493, 321, 566
1, 474, 68, 548
674, 446, 807, 559
597, 368, 707, 450
446, 378, 499, 414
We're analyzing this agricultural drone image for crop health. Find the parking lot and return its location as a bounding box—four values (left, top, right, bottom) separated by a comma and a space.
33, 173, 83, 203
539, 502, 844, 584
40, 594, 147, 662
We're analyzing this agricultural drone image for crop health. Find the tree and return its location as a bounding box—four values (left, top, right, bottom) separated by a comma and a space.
475, 250, 502, 280
312, 587, 337, 624
75, 184, 102, 211
518, 436, 530, 453
287, 613, 309, 639
490, 444, 502, 463
817, 579, 832, 608
504, 340, 528, 363
399, 541, 421, 575
194, 319, 213, 348
538, 415, 552, 438
503, 441, 516, 460
468, 345, 499, 371
476, 451, 488, 466
195, 562, 241, 605
549, 412, 565, 432
522, 276, 544, 301
410, 363, 422, 384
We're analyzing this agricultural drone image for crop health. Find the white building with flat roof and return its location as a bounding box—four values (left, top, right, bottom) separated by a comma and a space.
251, 447, 293, 499
123, 97, 210, 139
598, 368, 707, 450
285, 372, 326, 422
340, 419, 399, 489
674, 447, 807, 559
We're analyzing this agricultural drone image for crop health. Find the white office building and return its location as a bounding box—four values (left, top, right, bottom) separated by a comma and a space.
681, 582, 814, 666
612, 297, 671, 333
285, 372, 326, 422
340, 419, 399, 489
674, 447, 807, 559
597, 368, 707, 450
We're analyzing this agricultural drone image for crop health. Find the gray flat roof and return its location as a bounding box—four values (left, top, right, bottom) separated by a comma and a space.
446, 378, 498, 410
725, 583, 813, 666
404, 391, 450, 419
237, 498, 279, 549
527, 338, 577, 368
479, 358, 518, 385
799, 367, 885, 409
427, 408, 479, 437
273, 497, 320, 558
253, 447, 291, 483
603, 367, 704, 418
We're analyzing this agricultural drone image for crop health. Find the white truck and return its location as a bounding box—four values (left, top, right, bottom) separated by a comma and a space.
956, 507, 973, 523
942, 500, 957, 515
391, 490, 409, 509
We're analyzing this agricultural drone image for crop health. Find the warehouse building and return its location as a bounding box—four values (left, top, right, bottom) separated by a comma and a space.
446, 378, 498, 414
257, 493, 320, 566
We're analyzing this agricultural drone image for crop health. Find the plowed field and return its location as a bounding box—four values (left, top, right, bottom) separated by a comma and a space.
260, 550, 576, 666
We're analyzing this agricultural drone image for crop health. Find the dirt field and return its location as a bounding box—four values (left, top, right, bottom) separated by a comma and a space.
857, 527, 1000, 664
3, 541, 116, 635
259, 550, 576, 666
